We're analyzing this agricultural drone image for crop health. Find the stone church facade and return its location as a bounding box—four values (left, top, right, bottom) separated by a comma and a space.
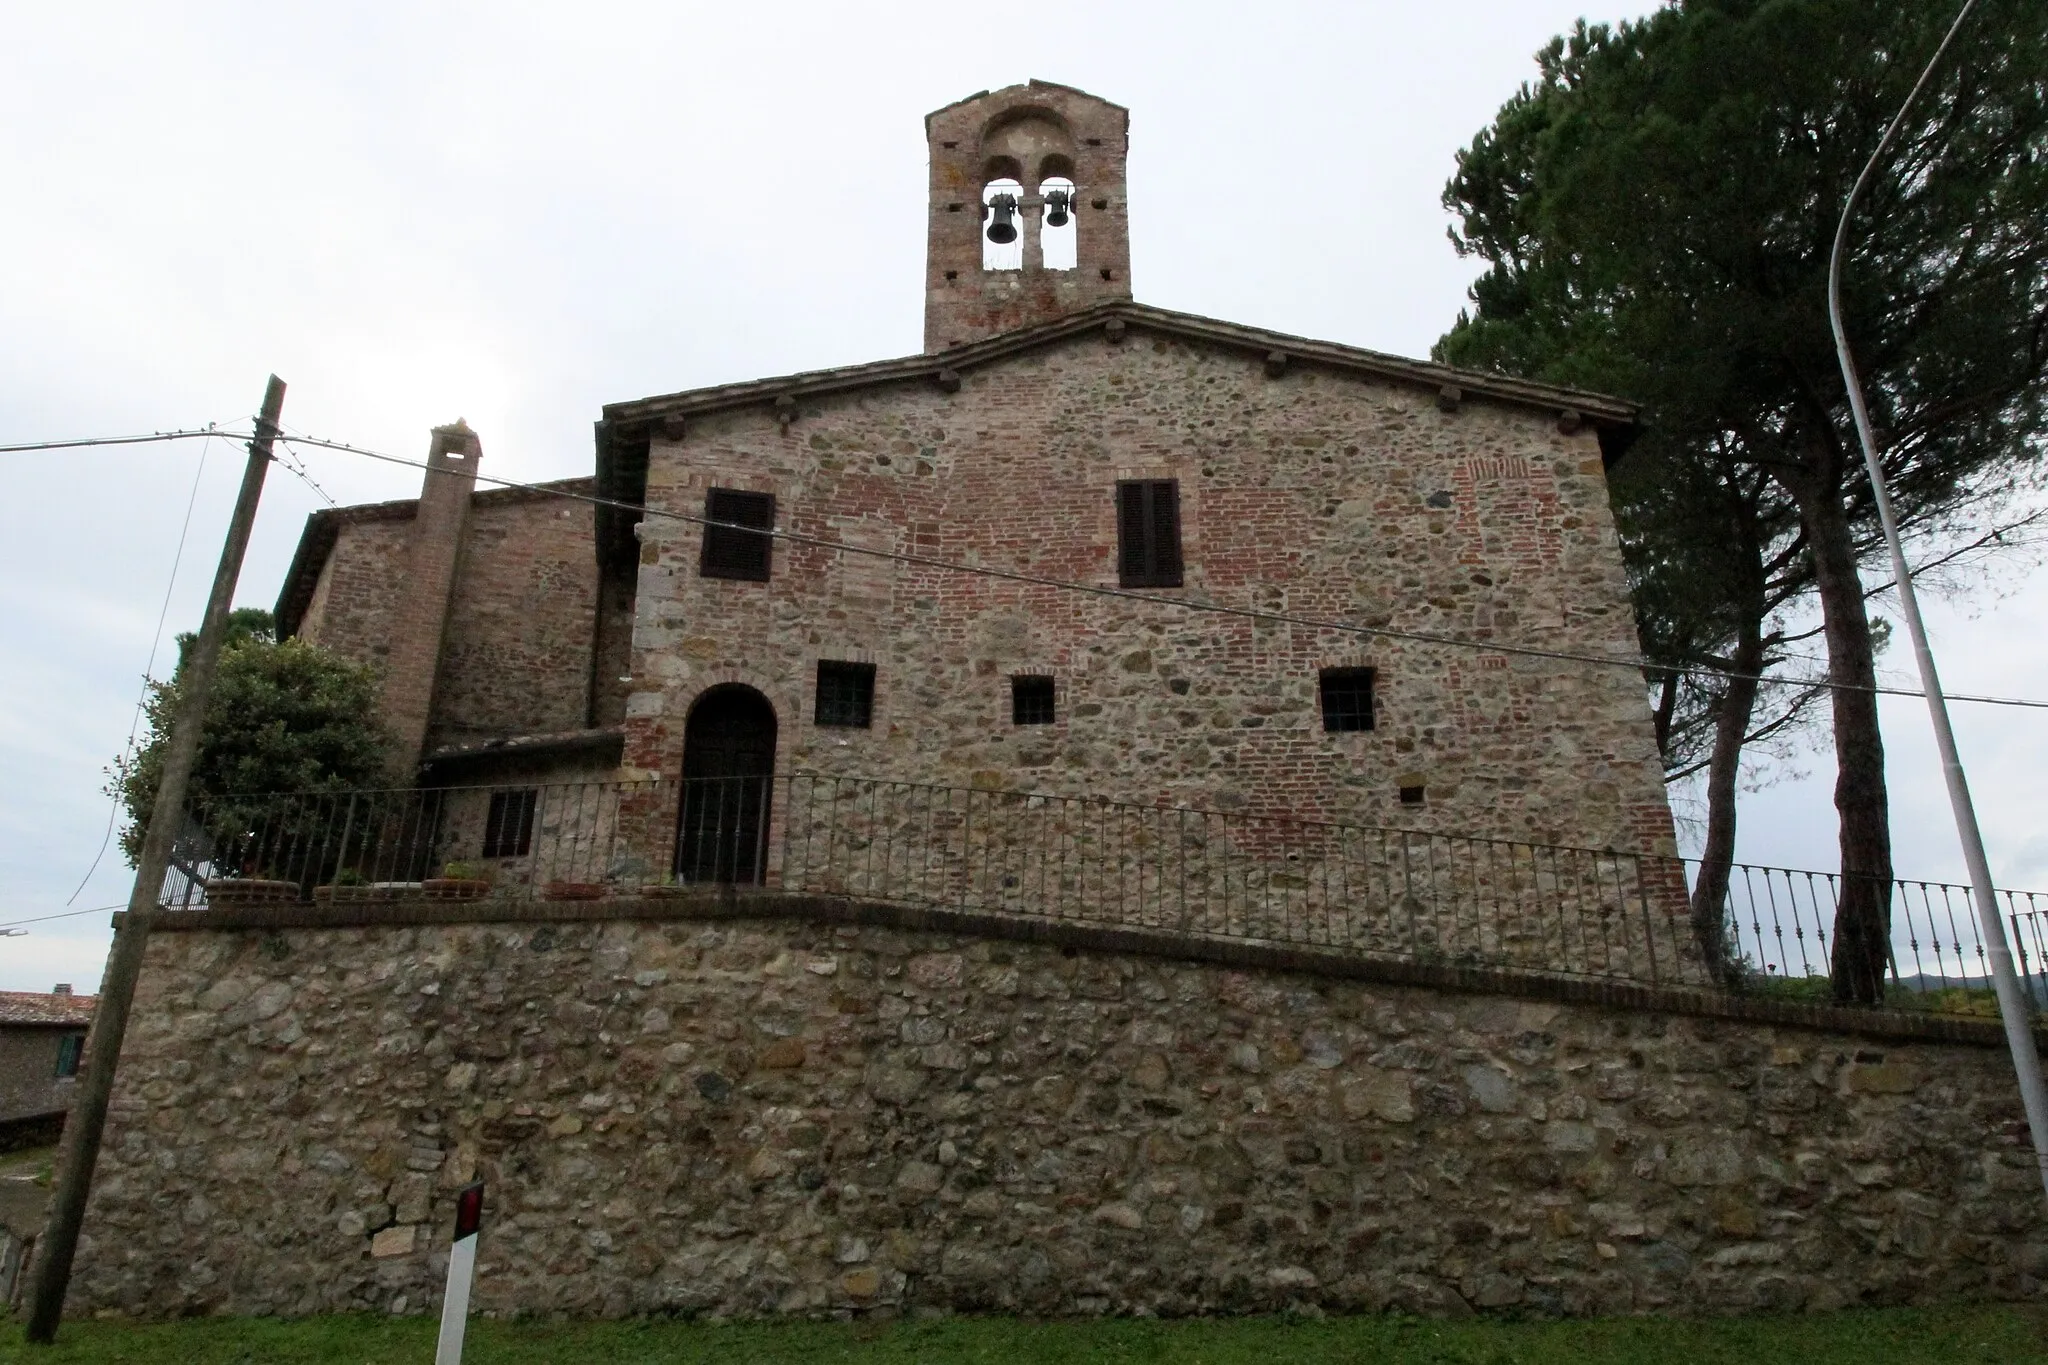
76, 84, 2048, 1329
278, 79, 1674, 863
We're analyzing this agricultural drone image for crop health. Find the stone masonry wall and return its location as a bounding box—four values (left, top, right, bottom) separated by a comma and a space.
297, 487, 601, 758
0, 1028, 80, 1126
430, 486, 600, 752
626, 324, 1673, 857
297, 513, 413, 674
70, 910, 2048, 1321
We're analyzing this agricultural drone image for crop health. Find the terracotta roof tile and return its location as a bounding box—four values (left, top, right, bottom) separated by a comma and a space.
0, 991, 96, 1027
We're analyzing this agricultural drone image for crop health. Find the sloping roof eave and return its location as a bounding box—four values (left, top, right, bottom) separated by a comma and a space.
599, 300, 1637, 438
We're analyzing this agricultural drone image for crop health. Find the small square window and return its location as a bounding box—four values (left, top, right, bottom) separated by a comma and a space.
1319, 667, 1376, 733
1012, 675, 1055, 725
482, 788, 537, 858
55, 1033, 83, 1079
815, 661, 876, 728
1399, 784, 1427, 806
700, 488, 775, 581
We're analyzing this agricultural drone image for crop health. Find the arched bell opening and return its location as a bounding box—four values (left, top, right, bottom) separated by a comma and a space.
675, 684, 777, 884
1037, 174, 1077, 271
981, 177, 1025, 272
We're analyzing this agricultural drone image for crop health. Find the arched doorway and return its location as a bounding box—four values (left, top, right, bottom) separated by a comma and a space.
675, 685, 777, 883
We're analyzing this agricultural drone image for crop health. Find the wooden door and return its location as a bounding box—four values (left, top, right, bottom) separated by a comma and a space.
675, 686, 776, 883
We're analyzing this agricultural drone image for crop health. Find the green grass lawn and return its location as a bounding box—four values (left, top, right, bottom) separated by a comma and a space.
3, 1304, 2044, 1364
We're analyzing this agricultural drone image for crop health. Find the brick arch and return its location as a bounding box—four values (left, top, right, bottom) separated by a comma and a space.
666, 670, 800, 781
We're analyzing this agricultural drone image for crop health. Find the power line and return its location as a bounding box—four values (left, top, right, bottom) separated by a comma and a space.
0, 905, 125, 931
66, 433, 220, 905
0, 427, 239, 454
272, 430, 2048, 714
13, 422, 2046, 712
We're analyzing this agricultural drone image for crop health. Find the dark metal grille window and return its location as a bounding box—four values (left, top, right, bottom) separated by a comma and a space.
1012, 675, 1055, 725
55, 1033, 83, 1079
815, 661, 876, 728
1319, 667, 1376, 732
1117, 480, 1183, 588
700, 488, 776, 581
482, 788, 538, 858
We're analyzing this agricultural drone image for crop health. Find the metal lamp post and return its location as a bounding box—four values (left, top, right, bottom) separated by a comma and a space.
1826, 0, 2048, 1205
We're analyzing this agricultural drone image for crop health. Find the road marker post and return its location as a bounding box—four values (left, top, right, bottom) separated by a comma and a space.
435, 1182, 485, 1365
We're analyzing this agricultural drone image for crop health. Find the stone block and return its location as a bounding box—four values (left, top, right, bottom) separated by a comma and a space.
758, 1038, 806, 1069
1340, 1069, 1415, 1123
895, 1161, 944, 1198
1462, 1065, 1518, 1114
1845, 1063, 1919, 1094
369, 1225, 415, 1259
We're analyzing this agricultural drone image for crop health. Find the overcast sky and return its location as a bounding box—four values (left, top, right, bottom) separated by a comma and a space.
3, 1, 2043, 993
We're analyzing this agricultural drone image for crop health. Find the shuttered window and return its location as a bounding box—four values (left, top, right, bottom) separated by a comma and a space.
482, 788, 538, 858
700, 488, 776, 581
1116, 480, 1182, 588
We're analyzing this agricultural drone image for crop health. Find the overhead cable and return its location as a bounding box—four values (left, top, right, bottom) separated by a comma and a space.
272, 431, 2048, 714
10, 424, 2045, 712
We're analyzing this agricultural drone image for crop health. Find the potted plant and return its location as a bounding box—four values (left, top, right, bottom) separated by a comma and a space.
638, 873, 689, 899
424, 861, 494, 901
313, 868, 371, 903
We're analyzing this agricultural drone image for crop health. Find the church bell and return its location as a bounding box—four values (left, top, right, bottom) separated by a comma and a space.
984, 193, 1020, 245
1044, 188, 1072, 228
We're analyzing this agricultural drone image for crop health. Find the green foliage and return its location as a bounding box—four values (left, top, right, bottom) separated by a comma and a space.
1, 1305, 2044, 1364
109, 613, 389, 865
1436, 0, 2048, 999
1439, 0, 2048, 663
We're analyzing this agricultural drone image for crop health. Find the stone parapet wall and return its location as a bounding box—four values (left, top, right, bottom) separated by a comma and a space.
70, 905, 2047, 1322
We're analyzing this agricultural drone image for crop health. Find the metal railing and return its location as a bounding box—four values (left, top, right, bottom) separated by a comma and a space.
160, 772, 2048, 1015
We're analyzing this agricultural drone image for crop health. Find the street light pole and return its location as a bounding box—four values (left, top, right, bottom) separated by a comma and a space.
1826, 0, 2048, 1207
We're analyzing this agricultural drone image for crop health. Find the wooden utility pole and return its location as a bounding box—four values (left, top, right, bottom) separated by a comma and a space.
23, 376, 285, 1343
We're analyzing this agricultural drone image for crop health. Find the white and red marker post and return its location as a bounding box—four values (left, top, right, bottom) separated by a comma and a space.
435, 1182, 485, 1365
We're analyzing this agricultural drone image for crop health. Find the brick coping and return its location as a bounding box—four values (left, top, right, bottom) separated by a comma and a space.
128, 893, 2041, 1050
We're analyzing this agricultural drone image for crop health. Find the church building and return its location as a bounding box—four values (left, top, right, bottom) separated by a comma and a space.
276, 80, 1676, 875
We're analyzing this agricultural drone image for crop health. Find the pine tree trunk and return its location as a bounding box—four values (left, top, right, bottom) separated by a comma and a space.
1786, 476, 1894, 1004
1690, 622, 1763, 986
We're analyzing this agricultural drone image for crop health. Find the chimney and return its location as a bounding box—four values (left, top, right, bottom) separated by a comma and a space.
379, 421, 482, 777
52, 984, 71, 996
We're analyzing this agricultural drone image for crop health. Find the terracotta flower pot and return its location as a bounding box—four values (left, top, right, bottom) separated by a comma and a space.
543, 881, 608, 902
202, 878, 299, 906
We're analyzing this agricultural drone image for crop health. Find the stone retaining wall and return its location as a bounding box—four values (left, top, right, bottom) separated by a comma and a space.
67, 903, 2048, 1321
